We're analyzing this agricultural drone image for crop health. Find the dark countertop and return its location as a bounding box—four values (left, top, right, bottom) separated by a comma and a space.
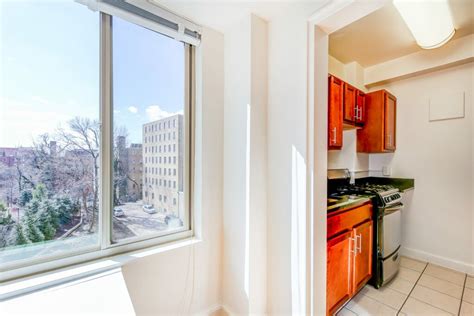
327, 195, 372, 214
355, 176, 415, 192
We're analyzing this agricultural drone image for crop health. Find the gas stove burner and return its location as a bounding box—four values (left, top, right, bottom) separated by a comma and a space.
332, 183, 402, 207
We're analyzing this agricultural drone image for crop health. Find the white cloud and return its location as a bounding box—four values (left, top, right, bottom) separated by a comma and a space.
128, 106, 138, 114
145, 105, 183, 122
31, 96, 50, 106
0, 97, 72, 147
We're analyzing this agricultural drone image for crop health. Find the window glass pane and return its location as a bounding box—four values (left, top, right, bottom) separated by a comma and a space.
0, 2, 99, 265
112, 16, 187, 242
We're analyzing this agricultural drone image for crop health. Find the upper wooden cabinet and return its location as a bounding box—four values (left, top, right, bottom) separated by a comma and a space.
328, 75, 343, 149
328, 75, 367, 150
357, 89, 397, 153
355, 90, 366, 125
343, 83, 366, 126
343, 83, 356, 123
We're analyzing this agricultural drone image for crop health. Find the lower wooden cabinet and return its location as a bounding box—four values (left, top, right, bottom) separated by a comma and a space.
327, 231, 353, 315
352, 220, 373, 293
327, 204, 373, 315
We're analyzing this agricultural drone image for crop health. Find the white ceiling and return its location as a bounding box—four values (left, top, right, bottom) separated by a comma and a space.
329, 0, 474, 67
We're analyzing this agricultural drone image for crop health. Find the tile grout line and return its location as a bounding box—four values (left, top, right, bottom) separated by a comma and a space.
410, 284, 461, 315
457, 274, 467, 316
404, 257, 467, 287
396, 262, 428, 315
407, 296, 457, 316
423, 271, 467, 287
414, 283, 463, 301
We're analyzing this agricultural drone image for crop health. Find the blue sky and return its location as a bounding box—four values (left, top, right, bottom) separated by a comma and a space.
0, 0, 184, 147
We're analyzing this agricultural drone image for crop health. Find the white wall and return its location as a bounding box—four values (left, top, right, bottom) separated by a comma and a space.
249, 14, 268, 315
222, 14, 251, 315
1, 26, 225, 315
370, 63, 473, 273
222, 13, 268, 315
328, 130, 369, 176
266, 7, 309, 315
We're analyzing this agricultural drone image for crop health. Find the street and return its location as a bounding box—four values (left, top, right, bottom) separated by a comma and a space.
112, 201, 172, 240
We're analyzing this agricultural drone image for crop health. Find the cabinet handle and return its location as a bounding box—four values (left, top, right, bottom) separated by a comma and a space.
332, 127, 337, 144
357, 234, 362, 253
388, 134, 392, 146
358, 106, 362, 121
350, 237, 357, 254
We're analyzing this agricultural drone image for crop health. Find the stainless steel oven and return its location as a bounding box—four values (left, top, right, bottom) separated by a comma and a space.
379, 202, 403, 285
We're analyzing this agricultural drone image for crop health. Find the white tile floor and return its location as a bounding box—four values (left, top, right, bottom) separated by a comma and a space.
337, 257, 474, 316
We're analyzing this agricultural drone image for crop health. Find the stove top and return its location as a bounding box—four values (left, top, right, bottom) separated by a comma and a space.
330, 183, 402, 208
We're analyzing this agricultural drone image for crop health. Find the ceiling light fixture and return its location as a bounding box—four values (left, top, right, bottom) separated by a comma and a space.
394, 0, 456, 50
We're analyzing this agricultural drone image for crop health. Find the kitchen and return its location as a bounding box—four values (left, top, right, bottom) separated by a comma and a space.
324, 1, 473, 315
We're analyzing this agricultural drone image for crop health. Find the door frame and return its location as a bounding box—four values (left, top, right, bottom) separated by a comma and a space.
305, 1, 391, 314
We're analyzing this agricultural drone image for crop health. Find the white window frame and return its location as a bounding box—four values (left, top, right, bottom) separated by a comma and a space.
0, 3, 197, 283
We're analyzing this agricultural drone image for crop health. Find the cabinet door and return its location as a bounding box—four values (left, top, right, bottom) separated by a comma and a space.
355, 90, 366, 125
343, 83, 356, 123
327, 231, 354, 315
384, 92, 396, 151
352, 220, 373, 293
328, 76, 343, 149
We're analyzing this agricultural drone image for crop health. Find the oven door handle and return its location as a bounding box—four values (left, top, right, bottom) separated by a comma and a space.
383, 203, 404, 213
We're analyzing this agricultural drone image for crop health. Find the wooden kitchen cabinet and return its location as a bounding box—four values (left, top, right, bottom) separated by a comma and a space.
357, 89, 397, 153
355, 90, 366, 125
329, 75, 367, 150
327, 203, 373, 315
327, 231, 353, 316
343, 84, 366, 126
352, 220, 373, 293
328, 75, 343, 149
343, 83, 356, 123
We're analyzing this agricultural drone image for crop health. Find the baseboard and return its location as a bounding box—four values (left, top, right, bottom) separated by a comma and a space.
401, 246, 474, 275
195, 304, 231, 316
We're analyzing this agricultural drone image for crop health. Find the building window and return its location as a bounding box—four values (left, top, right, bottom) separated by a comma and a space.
0, 0, 196, 278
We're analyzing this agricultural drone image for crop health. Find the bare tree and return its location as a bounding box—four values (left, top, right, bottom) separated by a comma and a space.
58, 117, 100, 232
0, 163, 17, 207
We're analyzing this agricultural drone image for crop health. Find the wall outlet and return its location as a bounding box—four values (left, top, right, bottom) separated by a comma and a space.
382, 166, 391, 176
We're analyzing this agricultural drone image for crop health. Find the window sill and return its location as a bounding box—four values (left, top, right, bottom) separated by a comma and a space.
0, 237, 201, 301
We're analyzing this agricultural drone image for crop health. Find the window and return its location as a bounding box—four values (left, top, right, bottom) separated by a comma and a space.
0, 1, 100, 270
0, 0, 196, 278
